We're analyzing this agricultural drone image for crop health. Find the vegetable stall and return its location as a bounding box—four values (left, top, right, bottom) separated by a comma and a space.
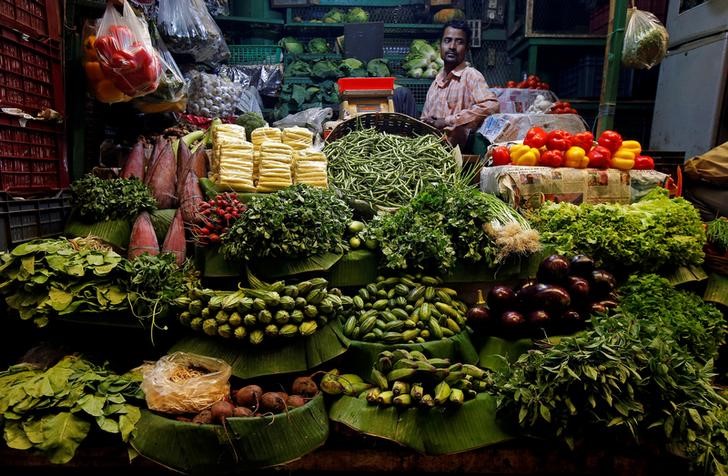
0, 1, 726, 476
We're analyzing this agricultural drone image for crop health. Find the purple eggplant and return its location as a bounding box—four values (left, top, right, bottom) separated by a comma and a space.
537, 255, 571, 284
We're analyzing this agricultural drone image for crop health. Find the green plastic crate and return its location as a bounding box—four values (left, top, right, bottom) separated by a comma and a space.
228, 45, 283, 65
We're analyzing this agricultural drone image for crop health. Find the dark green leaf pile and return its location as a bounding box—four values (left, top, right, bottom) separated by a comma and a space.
220, 184, 352, 261
528, 188, 706, 272
70, 175, 157, 222
497, 274, 728, 474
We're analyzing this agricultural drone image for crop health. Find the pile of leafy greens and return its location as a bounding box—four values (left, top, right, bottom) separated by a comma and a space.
221, 184, 352, 261
0, 355, 143, 464
496, 274, 728, 475
366, 183, 539, 274
70, 175, 157, 223
528, 188, 705, 272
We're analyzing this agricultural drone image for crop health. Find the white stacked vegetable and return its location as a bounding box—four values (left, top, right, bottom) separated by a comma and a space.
257, 142, 294, 192
403, 39, 444, 79
211, 124, 256, 192
294, 149, 328, 188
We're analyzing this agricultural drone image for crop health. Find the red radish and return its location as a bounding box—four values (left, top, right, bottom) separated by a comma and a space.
176, 140, 192, 199
191, 146, 208, 179
161, 209, 186, 266
120, 141, 145, 180
179, 170, 204, 224
146, 139, 178, 209
128, 212, 159, 260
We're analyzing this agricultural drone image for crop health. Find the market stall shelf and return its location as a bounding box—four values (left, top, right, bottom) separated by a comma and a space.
170, 320, 349, 380
131, 393, 328, 474
329, 393, 513, 455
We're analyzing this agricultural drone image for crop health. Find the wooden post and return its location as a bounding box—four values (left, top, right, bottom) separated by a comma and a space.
596, 0, 629, 133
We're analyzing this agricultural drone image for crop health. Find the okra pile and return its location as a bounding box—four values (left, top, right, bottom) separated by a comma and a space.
341, 275, 469, 343
177, 278, 348, 345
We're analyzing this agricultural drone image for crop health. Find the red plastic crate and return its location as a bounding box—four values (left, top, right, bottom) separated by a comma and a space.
338, 77, 396, 93
0, 26, 63, 114
0, 0, 60, 39
0, 113, 68, 193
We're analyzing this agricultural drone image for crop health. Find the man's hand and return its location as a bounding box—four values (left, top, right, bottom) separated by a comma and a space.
423, 116, 448, 129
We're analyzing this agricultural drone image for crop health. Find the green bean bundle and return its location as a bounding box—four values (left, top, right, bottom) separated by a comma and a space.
324, 129, 458, 211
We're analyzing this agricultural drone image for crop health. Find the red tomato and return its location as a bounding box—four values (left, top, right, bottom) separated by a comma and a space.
491, 146, 511, 166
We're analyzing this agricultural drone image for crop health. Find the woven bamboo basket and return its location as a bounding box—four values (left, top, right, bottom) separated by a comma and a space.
327, 112, 443, 142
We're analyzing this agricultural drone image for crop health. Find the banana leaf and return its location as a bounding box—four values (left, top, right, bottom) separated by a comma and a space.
250, 250, 344, 279
131, 394, 328, 474
443, 247, 553, 284
328, 249, 378, 288
704, 273, 728, 307
195, 246, 242, 278
328, 394, 513, 455
64, 215, 131, 250
199, 178, 259, 203
149, 209, 177, 245
663, 265, 708, 286
477, 336, 533, 372
170, 320, 349, 379
342, 331, 478, 377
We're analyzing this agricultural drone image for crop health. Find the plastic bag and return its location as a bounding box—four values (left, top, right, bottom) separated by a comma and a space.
622, 7, 669, 69
218, 64, 284, 97
133, 23, 188, 113
141, 352, 231, 414
185, 71, 262, 118
272, 107, 334, 135
82, 19, 132, 103
95, 0, 162, 98
204, 0, 229, 16
157, 0, 230, 66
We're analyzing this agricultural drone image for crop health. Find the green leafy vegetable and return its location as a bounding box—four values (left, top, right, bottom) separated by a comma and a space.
311, 59, 342, 80
346, 7, 369, 23
278, 36, 304, 55
307, 38, 330, 54
284, 60, 311, 77
367, 58, 390, 77
528, 188, 706, 272
323, 8, 345, 23
70, 175, 157, 223
220, 184, 352, 261
622, 8, 669, 69
235, 112, 266, 140
706, 217, 728, 254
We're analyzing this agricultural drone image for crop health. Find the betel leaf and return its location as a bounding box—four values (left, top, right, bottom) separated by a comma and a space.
119, 406, 141, 441
21, 256, 34, 275
76, 394, 106, 417
10, 242, 39, 256
86, 254, 105, 266
4, 421, 32, 450
37, 412, 92, 464
96, 416, 120, 433
48, 287, 73, 311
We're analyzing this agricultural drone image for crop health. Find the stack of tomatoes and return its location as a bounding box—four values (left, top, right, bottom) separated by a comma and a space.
490, 127, 656, 170
548, 100, 578, 115
503, 74, 550, 90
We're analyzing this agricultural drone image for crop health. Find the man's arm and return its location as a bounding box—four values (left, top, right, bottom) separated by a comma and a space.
420, 82, 437, 124
443, 70, 499, 130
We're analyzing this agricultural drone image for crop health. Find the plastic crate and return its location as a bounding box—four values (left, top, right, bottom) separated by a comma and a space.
0, 191, 72, 250
0, 0, 60, 39
0, 114, 68, 193
0, 27, 64, 114
228, 45, 283, 65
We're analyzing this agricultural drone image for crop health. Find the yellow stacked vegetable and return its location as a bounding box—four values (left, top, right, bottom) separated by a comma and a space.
211, 124, 256, 192
251, 127, 283, 182
282, 126, 314, 151
294, 149, 328, 188
257, 141, 294, 192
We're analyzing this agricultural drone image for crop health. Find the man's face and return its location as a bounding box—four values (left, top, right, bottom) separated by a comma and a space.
440, 26, 468, 67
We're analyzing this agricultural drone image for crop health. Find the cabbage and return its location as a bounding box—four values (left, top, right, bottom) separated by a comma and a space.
409, 68, 424, 79
311, 60, 341, 79
346, 7, 370, 23
285, 60, 311, 77
403, 56, 430, 71
339, 58, 364, 75
279, 37, 304, 55
323, 8, 345, 23
423, 66, 438, 79
367, 58, 390, 77
308, 38, 330, 54
408, 39, 437, 63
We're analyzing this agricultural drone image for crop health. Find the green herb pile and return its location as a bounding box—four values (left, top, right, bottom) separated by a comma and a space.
70, 174, 157, 222
707, 217, 728, 255
0, 238, 128, 327
0, 355, 143, 464
221, 184, 352, 261
324, 129, 459, 212
528, 188, 705, 272
497, 274, 728, 474
366, 183, 540, 274
622, 9, 669, 69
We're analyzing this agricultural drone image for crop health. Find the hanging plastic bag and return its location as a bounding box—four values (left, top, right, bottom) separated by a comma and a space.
94, 0, 162, 98
622, 7, 669, 70
204, 0, 229, 16
82, 19, 133, 103
133, 23, 188, 113
157, 0, 230, 66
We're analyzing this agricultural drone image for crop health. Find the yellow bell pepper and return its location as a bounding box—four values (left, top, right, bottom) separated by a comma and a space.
510, 144, 540, 166
609, 147, 635, 170
564, 146, 588, 168
620, 140, 642, 156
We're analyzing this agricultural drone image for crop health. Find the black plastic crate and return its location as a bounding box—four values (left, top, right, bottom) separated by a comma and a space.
0, 191, 72, 250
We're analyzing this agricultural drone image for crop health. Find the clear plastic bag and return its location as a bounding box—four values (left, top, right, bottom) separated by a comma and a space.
94, 0, 162, 98
133, 23, 188, 113
272, 107, 334, 135
185, 71, 263, 118
82, 19, 132, 104
622, 7, 669, 70
204, 0, 229, 16
141, 352, 231, 414
157, 0, 230, 66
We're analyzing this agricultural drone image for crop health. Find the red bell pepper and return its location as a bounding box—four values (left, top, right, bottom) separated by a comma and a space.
93, 35, 118, 61
597, 130, 623, 153
539, 149, 565, 167
546, 130, 573, 151
108, 25, 134, 47
523, 127, 548, 149
572, 132, 594, 151
633, 155, 655, 170
491, 146, 511, 166
587, 145, 612, 168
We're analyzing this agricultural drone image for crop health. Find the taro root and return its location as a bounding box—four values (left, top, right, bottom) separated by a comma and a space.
260, 392, 287, 414
234, 384, 263, 409
192, 409, 213, 425
286, 395, 306, 408
291, 376, 319, 398
209, 400, 235, 424
232, 406, 254, 417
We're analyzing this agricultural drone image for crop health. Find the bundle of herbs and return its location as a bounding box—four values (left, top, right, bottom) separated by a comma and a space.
0, 355, 143, 464
528, 188, 705, 273
706, 217, 728, 256
221, 184, 352, 261
496, 274, 727, 475
70, 174, 157, 223
365, 183, 540, 274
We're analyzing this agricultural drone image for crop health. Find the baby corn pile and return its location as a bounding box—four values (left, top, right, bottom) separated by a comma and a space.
294, 149, 328, 188
211, 123, 256, 192
282, 126, 314, 151
251, 127, 282, 181
257, 141, 294, 192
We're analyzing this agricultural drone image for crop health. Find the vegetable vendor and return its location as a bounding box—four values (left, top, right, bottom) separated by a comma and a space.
421, 21, 499, 150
